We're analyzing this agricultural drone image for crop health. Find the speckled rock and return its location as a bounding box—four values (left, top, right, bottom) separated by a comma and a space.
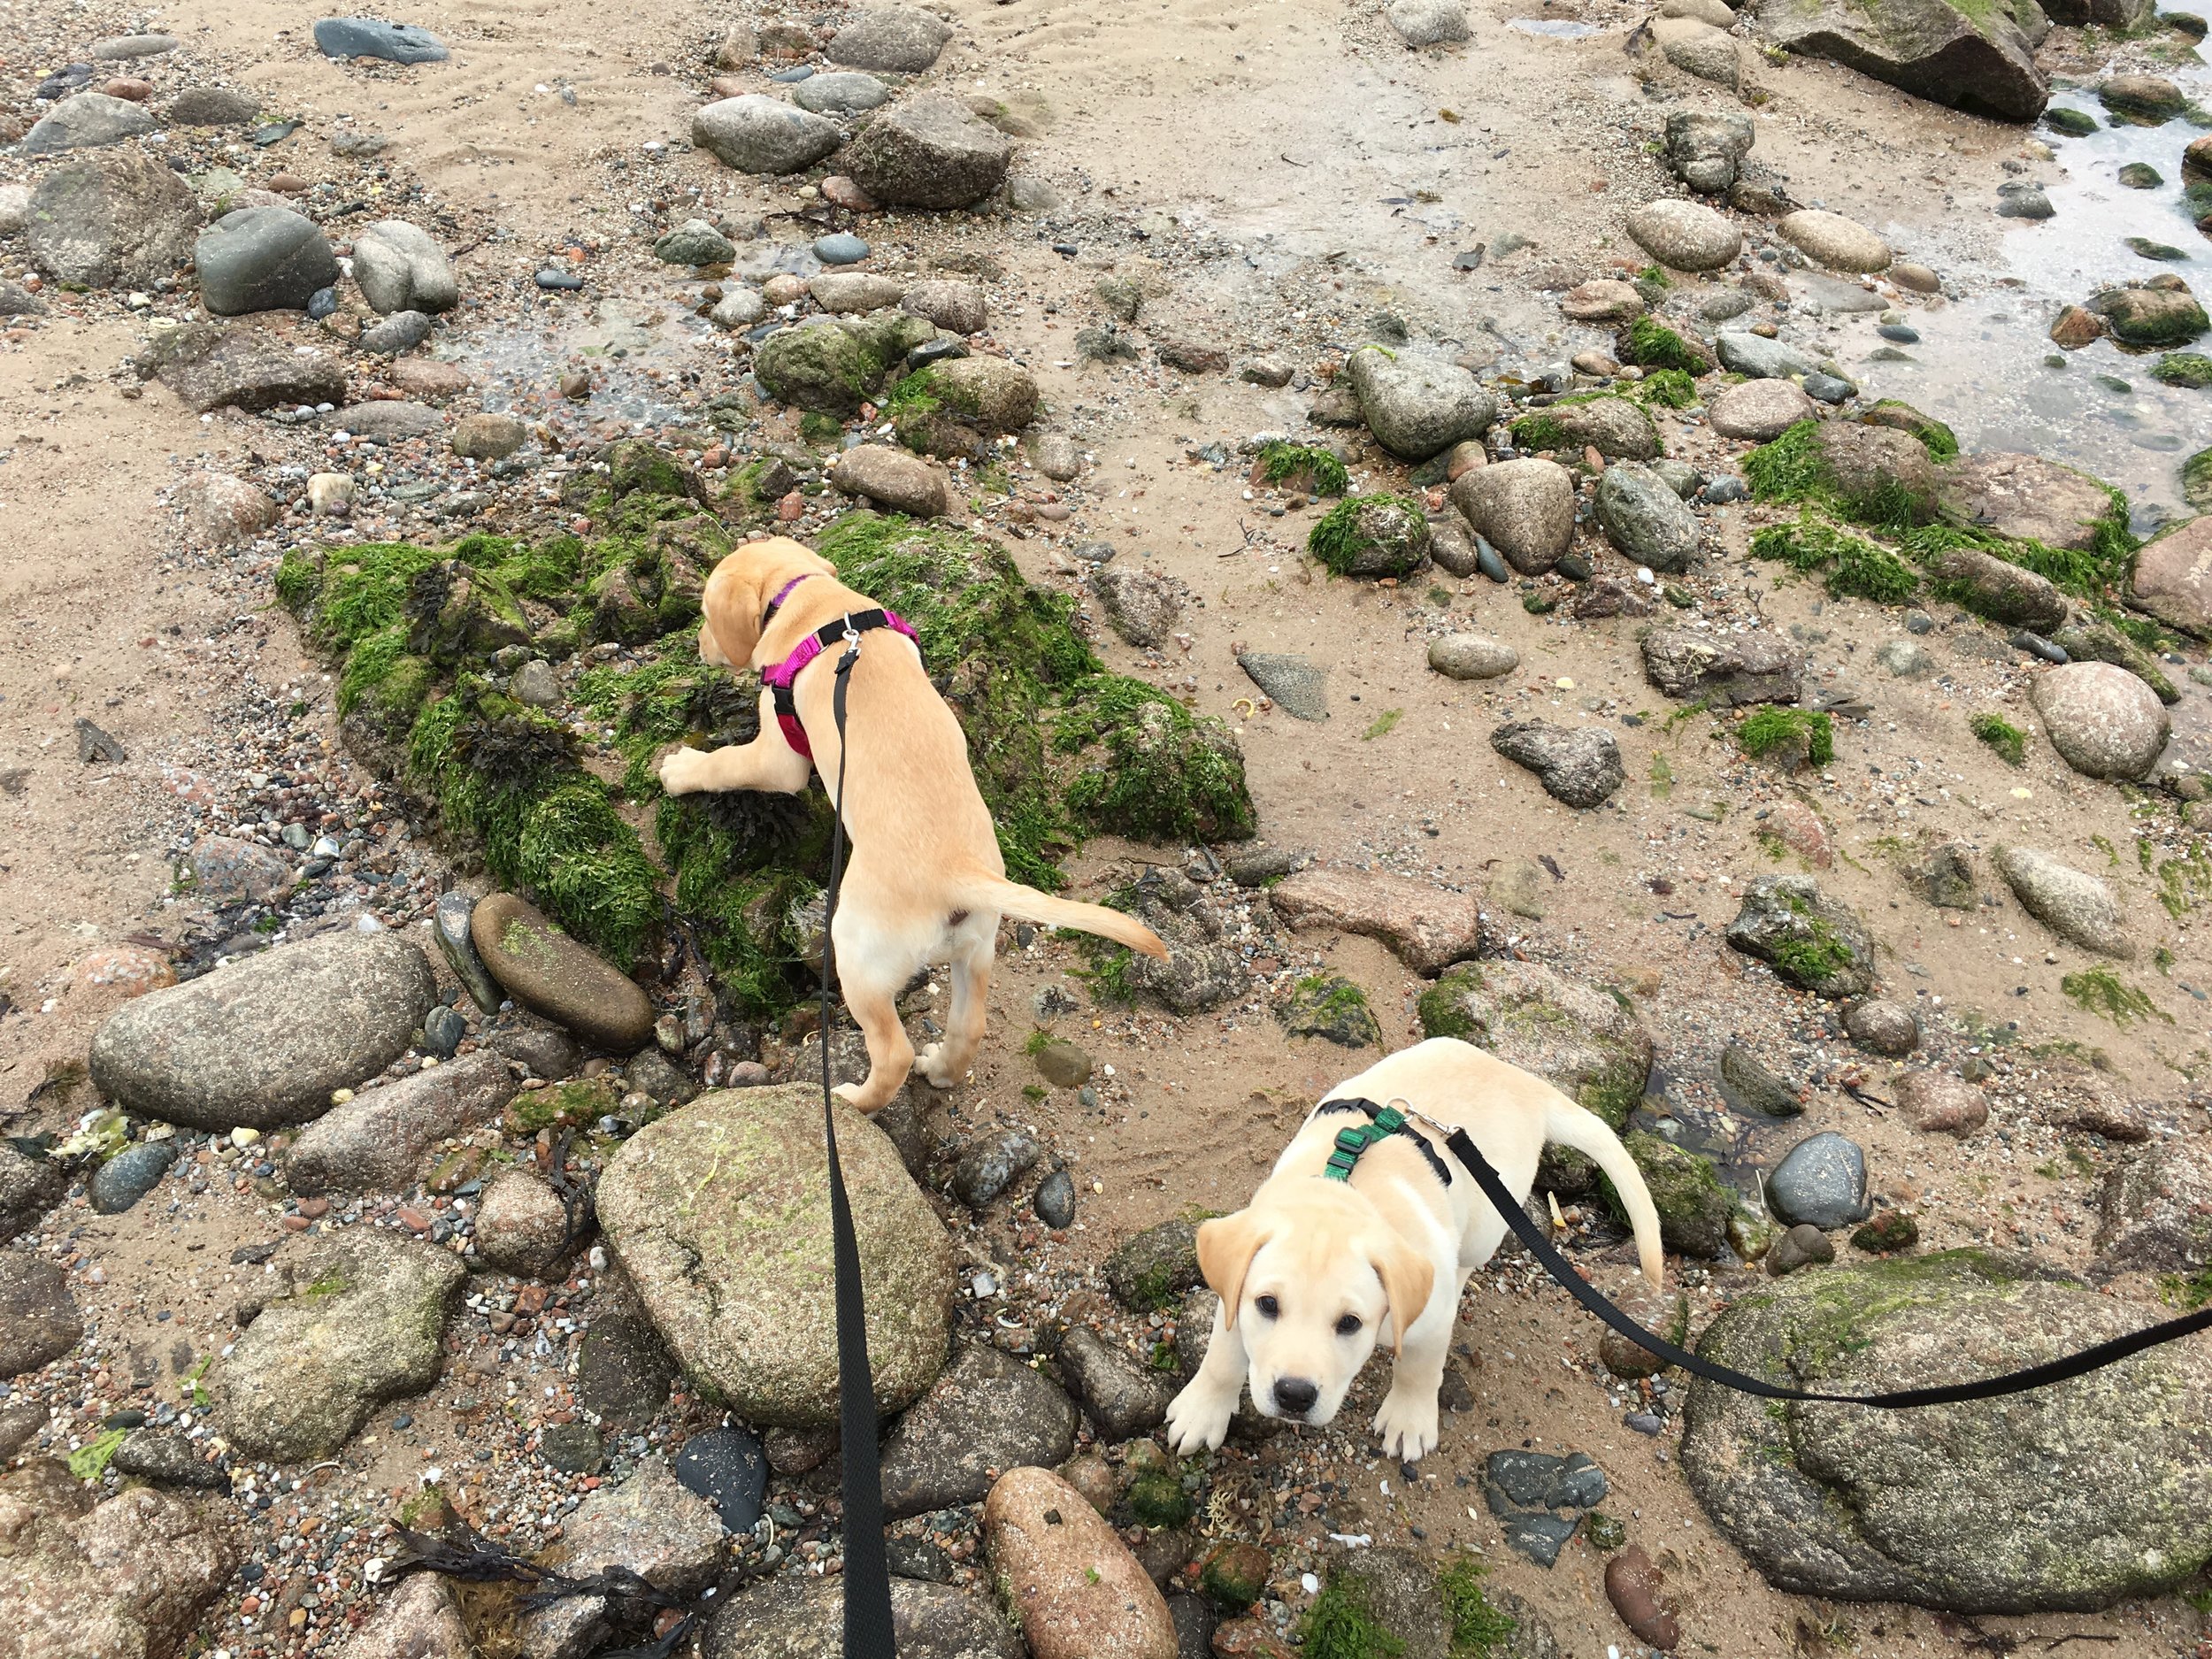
985, 1466, 1179, 1659
2129, 515, 2212, 636
285, 1049, 515, 1194
1450, 458, 1575, 573
826, 5, 954, 71
1427, 633, 1519, 680
692, 96, 844, 174
1269, 867, 1491, 974
1896, 1071, 1989, 1135
703, 1576, 1023, 1659
0, 1256, 82, 1378
1, 1141, 69, 1243
1778, 209, 1892, 273
2029, 661, 2170, 780
2095, 1140, 2212, 1277
1491, 719, 1624, 807
523, 1459, 728, 1658
1709, 378, 1817, 441
1624, 197, 1742, 271
879, 1343, 1079, 1518
1724, 874, 1876, 998
338, 1573, 472, 1659
471, 893, 653, 1051
1417, 963, 1652, 1128
842, 96, 1010, 210
1347, 346, 1500, 461
1993, 844, 2135, 958
89, 932, 436, 1130
24, 149, 203, 288
1641, 628, 1803, 705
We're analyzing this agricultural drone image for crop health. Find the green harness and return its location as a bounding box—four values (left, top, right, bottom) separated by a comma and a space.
1321, 1102, 1410, 1181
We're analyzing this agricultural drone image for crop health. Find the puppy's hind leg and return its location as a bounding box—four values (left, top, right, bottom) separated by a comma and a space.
917, 919, 996, 1090
1164, 1299, 1248, 1455
827, 910, 919, 1115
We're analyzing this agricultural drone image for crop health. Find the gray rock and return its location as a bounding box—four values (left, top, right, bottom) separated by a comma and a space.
19, 92, 154, 155
472, 892, 653, 1051
843, 96, 1010, 210
1765, 1131, 1871, 1228
2095, 1140, 2212, 1277
1236, 650, 1328, 720
810, 272, 904, 312
1417, 960, 1652, 1128
1759, 0, 2046, 121
422, 1005, 465, 1059
1491, 719, 1625, 808
0, 1256, 82, 1378
1427, 512, 1479, 576
1662, 23, 1742, 87
24, 150, 203, 288
1683, 1252, 2212, 1609
351, 219, 458, 314
1844, 997, 1919, 1056
1993, 845, 2134, 958
1057, 1327, 1175, 1440
704, 1577, 1023, 1659
1779, 209, 1893, 273
950, 1131, 1041, 1210
91, 32, 180, 58
1624, 197, 1741, 271
577, 1311, 675, 1429
2029, 661, 2170, 780
1536, 396, 1661, 461
166, 87, 262, 127
88, 1141, 178, 1215
654, 219, 738, 266
1724, 873, 1876, 997
142, 320, 347, 412
902, 279, 987, 335
1450, 458, 1575, 574
90, 932, 437, 1130
1709, 378, 1816, 441
1, 1141, 68, 1242
1033, 1169, 1077, 1229
525, 1460, 727, 1657
1767, 1222, 1837, 1276
1594, 462, 1701, 571
328, 399, 441, 439
434, 891, 503, 1012
1094, 565, 1182, 648
1387, 0, 1472, 42
1641, 629, 1804, 706
879, 1344, 1079, 1518
1716, 331, 1821, 379
0, 279, 39, 317
196, 207, 338, 315
454, 412, 527, 463
311, 18, 449, 62
216, 1233, 463, 1460
357, 309, 435, 356
793, 71, 891, 114
183, 832, 289, 902
692, 96, 844, 175
286, 1049, 515, 1194
1875, 637, 1932, 677
1924, 544, 2067, 630
0, 1403, 42, 1459
597, 1087, 954, 1427
1665, 110, 1754, 193
710, 286, 767, 329
1346, 346, 1499, 461
1033, 433, 1081, 480
1427, 633, 1518, 680
110, 1429, 227, 1491
1311, 495, 1431, 576
1717, 1044, 1801, 1117
826, 5, 955, 71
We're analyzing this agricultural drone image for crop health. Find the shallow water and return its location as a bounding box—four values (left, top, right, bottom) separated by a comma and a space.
1506, 17, 1601, 35
441, 296, 717, 429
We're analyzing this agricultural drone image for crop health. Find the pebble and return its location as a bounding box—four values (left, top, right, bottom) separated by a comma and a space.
673, 1425, 769, 1532
1034, 1168, 1077, 1228
1765, 1132, 1871, 1229
1603, 1545, 1683, 1649
88, 1141, 178, 1215
534, 270, 586, 291
1767, 1222, 1836, 1276
1428, 633, 1519, 680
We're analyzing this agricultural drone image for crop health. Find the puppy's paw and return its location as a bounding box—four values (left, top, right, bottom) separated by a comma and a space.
1371, 1388, 1441, 1463
831, 1080, 875, 1113
1163, 1382, 1235, 1456
915, 1041, 963, 1090
658, 746, 710, 796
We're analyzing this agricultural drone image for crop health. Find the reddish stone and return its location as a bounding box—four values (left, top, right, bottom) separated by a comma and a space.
1212, 1620, 1295, 1659
1767, 800, 1832, 868
1604, 1545, 1682, 1650
103, 78, 155, 101
822, 175, 878, 211
395, 1206, 432, 1233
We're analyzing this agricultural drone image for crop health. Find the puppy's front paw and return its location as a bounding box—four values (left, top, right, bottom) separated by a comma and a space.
831, 1080, 873, 1111
1164, 1380, 1235, 1455
916, 1041, 962, 1090
1371, 1387, 1441, 1463
658, 746, 710, 796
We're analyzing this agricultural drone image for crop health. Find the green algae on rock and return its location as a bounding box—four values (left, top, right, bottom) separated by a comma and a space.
1308, 493, 1432, 578
1416, 960, 1652, 1128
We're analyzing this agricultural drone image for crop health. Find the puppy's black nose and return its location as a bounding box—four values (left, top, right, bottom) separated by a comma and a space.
1272, 1377, 1319, 1416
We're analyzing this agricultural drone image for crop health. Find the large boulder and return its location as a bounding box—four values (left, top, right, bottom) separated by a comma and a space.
2088, 279, 2208, 349
284, 1048, 517, 1194
2130, 516, 2212, 636
1682, 1252, 2212, 1610
1757, 0, 2047, 121
0, 1256, 82, 1379
826, 5, 955, 72
595, 1087, 956, 1427
215, 1233, 464, 1461
2028, 661, 2170, 781
1346, 347, 1499, 461
194, 206, 339, 315
1417, 961, 1654, 1128
23, 150, 202, 288
1450, 457, 1575, 574
1724, 874, 1876, 998
1, 1141, 69, 1243
1777, 210, 1892, 273
1936, 452, 2116, 555
1594, 462, 1700, 571
89, 932, 435, 1130
842, 96, 1010, 210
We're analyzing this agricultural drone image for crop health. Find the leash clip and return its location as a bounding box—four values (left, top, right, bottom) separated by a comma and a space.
841, 613, 863, 646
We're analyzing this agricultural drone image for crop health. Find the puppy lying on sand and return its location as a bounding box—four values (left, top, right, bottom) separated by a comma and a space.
1164, 1037, 1664, 1460
661, 536, 1168, 1111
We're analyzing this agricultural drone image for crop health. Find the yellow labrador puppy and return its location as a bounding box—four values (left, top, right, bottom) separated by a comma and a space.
660, 536, 1168, 1112
1164, 1037, 1664, 1461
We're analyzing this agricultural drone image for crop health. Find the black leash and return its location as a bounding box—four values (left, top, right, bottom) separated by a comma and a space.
820, 632, 898, 1658
1331, 1097, 2212, 1408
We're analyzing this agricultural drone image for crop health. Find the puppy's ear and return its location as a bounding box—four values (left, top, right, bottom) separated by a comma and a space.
700, 554, 764, 671
1370, 1233, 1436, 1358
1195, 1212, 1268, 1330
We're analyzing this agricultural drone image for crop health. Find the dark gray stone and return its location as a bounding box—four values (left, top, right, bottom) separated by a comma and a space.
1236, 651, 1328, 721
674, 1426, 767, 1532
195, 207, 337, 315
576, 1311, 675, 1429
0, 1256, 82, 1378
1, 1142, 69, 1242
1106, 1219, 1202, 1311
539, 1421, 606, 1475
19, 92, 153, 155
88, 1141, 178, 1215
878, 1344, 1079, 1519
1766, 1131, 1871, 1229
312, 18, 449, 62
1056, 1326, 1174, 1440
1490, 718, 1625, 808
111, 1429, 227, 1488
1717, 1044, 1801, 1117
1033, 1169, 1076, 1229
950, 1131, 1041, 1210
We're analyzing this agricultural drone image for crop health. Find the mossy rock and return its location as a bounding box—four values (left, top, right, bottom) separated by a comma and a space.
1105, 1218, 1202, 1312
754, 319, 882, 414
1056, 674, 1256, 843
1611, 1131, 1732, 1257
1859, 399, 1959, 462
1680, 1251, 2212, 1610
1308, 493, 1432, 578
1723, 873, 1875, 999
2153, 351, 2212, 388
1744, 420, 1939, 528
1417, 961, 1652, 1129
2087, 281, 2211, 349
1279, 974, 1382, 1047
605, 437, 708, 505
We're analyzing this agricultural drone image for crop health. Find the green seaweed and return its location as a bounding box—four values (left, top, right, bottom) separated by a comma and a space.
1748, 511, 1919, 603
1635, 367, 1699, 409
1437, 1558, 1517, 1656
1308, 494, 1431, 578
1740, 707, 1834, 767
1970, 712, 2028, 765
1623, 318, 1707, 374
1056, 674, 1256, 843
1255, 440, 1351, 495
1302, 1574, 1406, 1659
1743, 420, 1929, 531
2061, 966, 2171, 1027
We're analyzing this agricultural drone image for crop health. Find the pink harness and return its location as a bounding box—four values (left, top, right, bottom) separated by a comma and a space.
757, 574, 919, 763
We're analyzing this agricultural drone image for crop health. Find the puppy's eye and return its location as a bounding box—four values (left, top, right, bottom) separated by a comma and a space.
1254, 1294, 1280, 1319
1334, 1314, 1363, 1337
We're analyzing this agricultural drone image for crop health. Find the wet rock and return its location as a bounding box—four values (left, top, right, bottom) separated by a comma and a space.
1718, 1043, 1801, 1117
1269, 867, 1491, 974
24, 150, 202, 288
0, 1257, 82, 1377
902, 279, 987, 335
473, 1165, 575, 1276
1641, 627, 1803, 705
1895, 1071, 1988, 1136
1034, 1170, 1077, 1228
1993, 845, 2135, 957
19, 91, 154, 155
1716, 332, 1820, 380
1628, 1132, 1734, 1256
951, 1131, 1041, 1209
285, 1049, 515, 1194
1107, 1220, 1203, 1312
1538, 396, 1662, 461
704, 1577, 1022, 1659
88, 1141, 177, 1215
655, 219, 738, 267
1094, 566, 1182, 647
433, 891, 503, 1013
2088, 279, 2208, 348
2102, 72, 2185, 119
1766, 1131, 1870, 1228
1760, 0, 2045, 120
1778, 209, 1891, 273
1665, 109, 1754, 193
0, 1471, 244, 1657
1724, 874, 1876, 998
526, 1459, 726, 1655
2029, 661, 2169, 780
2096, 1140, 2212, 1276
91, 932, 435, 1130
793, 70, 892, 114
1937, 452, 2117, 555
312, 18, 449, 61
754, 319, 881, 415
1310, 495, 1430, 577
1560, 279, 1646, 323
539, 1422, 604, 1476
2129, 516, 2212, 636
1491, 719, 1626, 808
1346, 346, 1499, 461
673, 1426, 767, 1532
1, 1141, 68, 1242
141, 321, 347, 412
340, 1574, 471, 1659
1594, 462, 1701, 571
831, 444, 948, 518
1428, 633, 1518, 680
1235, 650, 1329, 720
352, 219, 458, 314
598, 1087, 953, 1426
1624, 197, 1741, 272
109, 1429, 226, 1491
880, 1343, 1079, 1518
1387, 0, 1472, 42
1604, 1545, 1683, 1649
1418, 961, 1652, 1127
826, 5, 954, 71
472, 893, 653, 1051
216, 1233, 463, 1460
1450, 458, 1576, 574
896, 355, 1037, 449
1058, 1327, 1175, 1440
1843, 997, 1918, 1055
194, 206, 338, 315
844, 96, 1010, 210
577, 1311, 675, 1429
708, 287, 766, 330
1709, 378, 1816, 441
693, 96, 844, 174
986, 1466, 1178, 1659
1924, 543, 2068, 630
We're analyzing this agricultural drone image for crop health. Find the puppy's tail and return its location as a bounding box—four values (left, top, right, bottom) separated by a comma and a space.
955, 873, 1171, 959
1544, 1098, 1666, 1290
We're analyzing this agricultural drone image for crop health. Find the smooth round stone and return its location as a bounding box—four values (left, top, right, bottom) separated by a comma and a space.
1624, 197, 1742, 272
534, 269, 585, 290
422, 1004, 465, 1059
1708, 378, 1814, 442
1843, 997, 1918, 1056
1428, 632, 1520, 680
1765, 1131, 1870, 1230
1766, 1223, 1836, 1277
1877, 323, 1920, 343
1033, 1168, 1076, 1229
1801, 373, 1854, 404
2029, 660, 2170, 780
470, 893, 653, 1052
88, 1141, 177, 1215
306, 286, 338, 319
791, 71, 889, 115
674, 1426, 769, 1532
814, 232, 871, 265
311, 17, 449, 62
1778, 208, 1891, 273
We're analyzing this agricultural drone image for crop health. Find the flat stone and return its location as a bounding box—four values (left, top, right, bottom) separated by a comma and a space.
166, 87, 262, 126
1269, 866, 1491, 974
110, 1429, 227, 1491
311, 18, 449, 62
880, 1343, 1079, 1517
1716, 331, 1820, 380
1717, 1043, 1801, 1117
19, 92, 153, 155
142, 321, 347, 413
902, 278, 987, 335
1491, 718, 1626, 807
1709, 378, 1816, 441
792, 71, 891, 114
451, 411, 526, 461
90, 33, 180, 59
831, 443, 948, 518
1560, 279, 1647, 323
1057, 1327, 1174, 1440
703, 1578, 1024, 1659
1235, 650, 1329, 720
471, 892, 653, 1051
0, 1256, 83, 1377
89, 932, 435, 1130
1994, 844, 2135, 957
809, 271, 903, 311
